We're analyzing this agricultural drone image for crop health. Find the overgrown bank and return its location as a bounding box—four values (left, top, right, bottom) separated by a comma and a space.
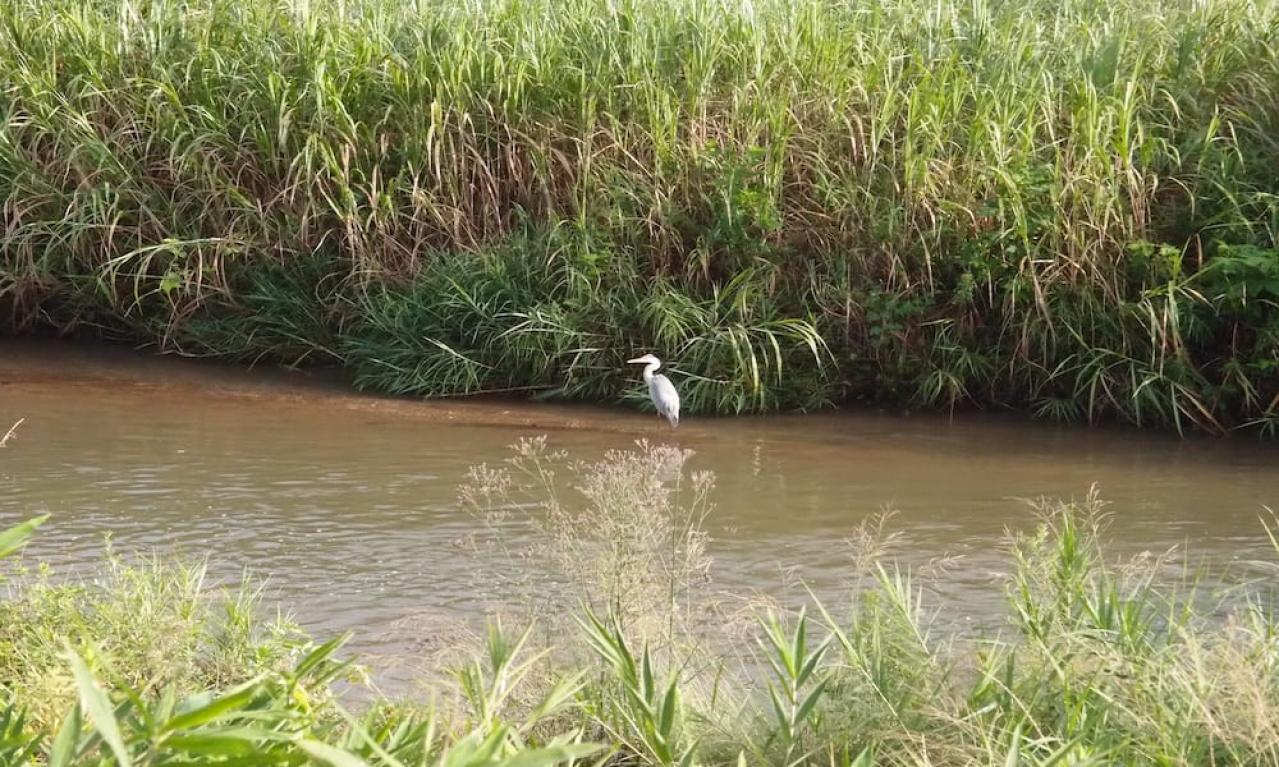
2, 0, 1279, 431
3, 442, 1279, 765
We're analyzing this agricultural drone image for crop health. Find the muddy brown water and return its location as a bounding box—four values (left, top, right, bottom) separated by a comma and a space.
3, 338, 1279, 685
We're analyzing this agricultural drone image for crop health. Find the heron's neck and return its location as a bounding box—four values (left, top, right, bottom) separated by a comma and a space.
643, 361, 660, 380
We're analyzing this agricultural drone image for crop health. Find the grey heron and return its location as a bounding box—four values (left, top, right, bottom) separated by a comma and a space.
627, 354, 680, 427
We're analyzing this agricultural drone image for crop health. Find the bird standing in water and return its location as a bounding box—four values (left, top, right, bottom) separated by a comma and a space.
627, 354, 680, 427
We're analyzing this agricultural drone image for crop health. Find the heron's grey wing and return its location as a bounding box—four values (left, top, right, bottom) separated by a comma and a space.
650, 374, 680, 426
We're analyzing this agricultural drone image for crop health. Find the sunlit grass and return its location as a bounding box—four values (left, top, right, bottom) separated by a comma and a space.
0, 552, 309, 732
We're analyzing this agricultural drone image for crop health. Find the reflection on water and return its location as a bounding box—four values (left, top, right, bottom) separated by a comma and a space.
3, 338, 1279, 680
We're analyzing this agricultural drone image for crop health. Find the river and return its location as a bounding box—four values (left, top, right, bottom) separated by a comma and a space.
3, 338, 1278, 685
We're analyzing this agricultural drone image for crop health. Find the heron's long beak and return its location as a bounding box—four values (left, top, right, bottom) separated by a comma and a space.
626, 357, 646, 364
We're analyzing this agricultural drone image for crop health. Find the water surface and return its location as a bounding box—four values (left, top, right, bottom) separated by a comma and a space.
3, 339, 1278, 680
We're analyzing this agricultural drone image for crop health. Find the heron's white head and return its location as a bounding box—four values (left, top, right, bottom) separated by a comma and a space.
627, 354, 661, 366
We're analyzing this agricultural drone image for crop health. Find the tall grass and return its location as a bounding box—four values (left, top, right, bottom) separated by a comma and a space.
457, 436, 713, 645
0, 519, 603, 766
1, 0, 1278, 425
0, 552, 307, 731
4, 444, 1279, 763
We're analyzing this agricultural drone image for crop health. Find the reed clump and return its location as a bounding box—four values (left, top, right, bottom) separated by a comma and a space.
2, 0, 1279, 430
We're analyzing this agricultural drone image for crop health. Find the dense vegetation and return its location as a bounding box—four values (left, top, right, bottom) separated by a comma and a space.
3, 441, 1279, 765
2, 0, 1279, 430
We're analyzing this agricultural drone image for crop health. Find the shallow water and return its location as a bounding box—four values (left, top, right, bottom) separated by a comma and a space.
3, 338, 1279, 683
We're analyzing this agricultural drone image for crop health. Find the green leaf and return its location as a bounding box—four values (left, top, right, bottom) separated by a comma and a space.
65, 644, 131, 767
159, 270, 183, 295
676, 746, 698, 767
163, 733, 261, 757
47, 704, 81, 767
498, 743, 604, 767
167, 726, 294, 751
330, 705, 409, 767
658, 678, 678, 738
521, 671, 585, 727
298, 739, 370, 767
1003, 723, 1022, 767
1038, 736, 1092, 766
795, 677, 829, 726
641, 650, 655, 699
292, 634, 350, 683
767, 686, 790, 740
0, 515, 48, 560
161, 677, 264, 733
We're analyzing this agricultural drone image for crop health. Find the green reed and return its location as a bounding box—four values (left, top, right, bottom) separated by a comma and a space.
1, 0, 1278, 428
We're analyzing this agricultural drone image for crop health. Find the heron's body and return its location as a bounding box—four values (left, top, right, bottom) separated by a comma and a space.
628, 354, 680, 427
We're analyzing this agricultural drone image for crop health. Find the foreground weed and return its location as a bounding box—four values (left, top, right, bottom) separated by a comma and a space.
6, 449, 1279, 764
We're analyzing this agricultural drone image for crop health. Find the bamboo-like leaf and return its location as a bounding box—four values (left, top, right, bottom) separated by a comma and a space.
499, 743, 604, 767
794, 678, 829, 727
65, 644, 131, 767
47, 704, 80, 767
0, 515, 47, 560
299, 739, 371, 767
161, 677, 264, 733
